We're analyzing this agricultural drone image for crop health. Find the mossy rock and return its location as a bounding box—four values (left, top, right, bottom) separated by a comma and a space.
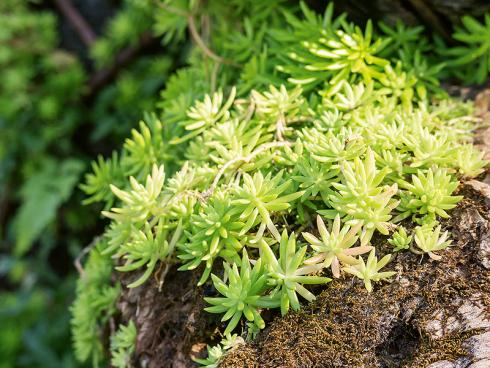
117, 178, 490, 368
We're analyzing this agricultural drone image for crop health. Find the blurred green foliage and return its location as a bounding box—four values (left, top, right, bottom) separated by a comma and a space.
0, 0, 172, 366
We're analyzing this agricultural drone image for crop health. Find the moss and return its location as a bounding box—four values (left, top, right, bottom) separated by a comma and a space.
401, 330, 480, 367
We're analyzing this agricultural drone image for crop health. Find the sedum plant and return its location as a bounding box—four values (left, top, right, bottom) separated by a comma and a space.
251, 84, 304, 140
231, 170, 303, 237
193, 345, 224, 368
388, 226, 413, 252
411, 224, 452, 260
173, 87, 237, 144
378, 20, 427, 58
283, 14, 390, 89
179, 192, 244, 285
204, 250, 279, 334
292, 155, 340, 203
116, 219, 181, 288
453, 144, 489, 178
71, 240, 120, 366
343, 249, 396, 292
259, 230, 331, 316
103, 164, 166, 223
322, 148, 400, 245
396, 168, 463, 224
81, 152, 125, 208
71, 2, 490, 366
110, 321, 137, 368
302, 215, 369, 278
302, 126, 366, 165
402, 125, 454, 169
439, 13, 490, 84
193, 334, 244, 368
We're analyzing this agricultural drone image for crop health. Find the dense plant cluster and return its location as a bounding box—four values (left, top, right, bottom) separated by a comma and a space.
0, 0, 85, 255
71, 2, 489, 367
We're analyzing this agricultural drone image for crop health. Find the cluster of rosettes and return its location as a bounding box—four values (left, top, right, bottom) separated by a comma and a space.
75, 3, 490, 366
93, 80, 485, 343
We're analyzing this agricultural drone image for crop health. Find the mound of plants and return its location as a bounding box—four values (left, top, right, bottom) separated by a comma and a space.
70, 1, 490, 367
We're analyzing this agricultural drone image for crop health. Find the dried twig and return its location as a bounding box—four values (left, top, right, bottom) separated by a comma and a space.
187, 14, 239, 67
155, 0, 239, 67
85, 31, 157, 100
52, 0, 96, 47
74, 239, 98, 276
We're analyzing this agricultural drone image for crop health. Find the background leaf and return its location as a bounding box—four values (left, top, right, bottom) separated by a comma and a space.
14, 159, 84, 256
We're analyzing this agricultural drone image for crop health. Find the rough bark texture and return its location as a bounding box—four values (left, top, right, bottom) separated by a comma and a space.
117, 265, 220, 368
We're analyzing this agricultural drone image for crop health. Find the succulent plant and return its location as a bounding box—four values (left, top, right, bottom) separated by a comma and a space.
116, 220, 181, 288
396, 168, 463, 223
193, 333, 245, 368
298, 19, 390, 86
172, 87, 237, 144
260, 230, 331, 315
453, 144, 489, 178
323, 148, 400, 245
343, 249, 396, 292
178, 192, 244, 285
204, 250, 279, 334
302, 215, 370, 277
439, 14, 490, 83
292, 156, 339, 203
388, 226, 412, 252
411, 224, 451, 260
232, 170, 303, 236
103, 164, 165, 223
